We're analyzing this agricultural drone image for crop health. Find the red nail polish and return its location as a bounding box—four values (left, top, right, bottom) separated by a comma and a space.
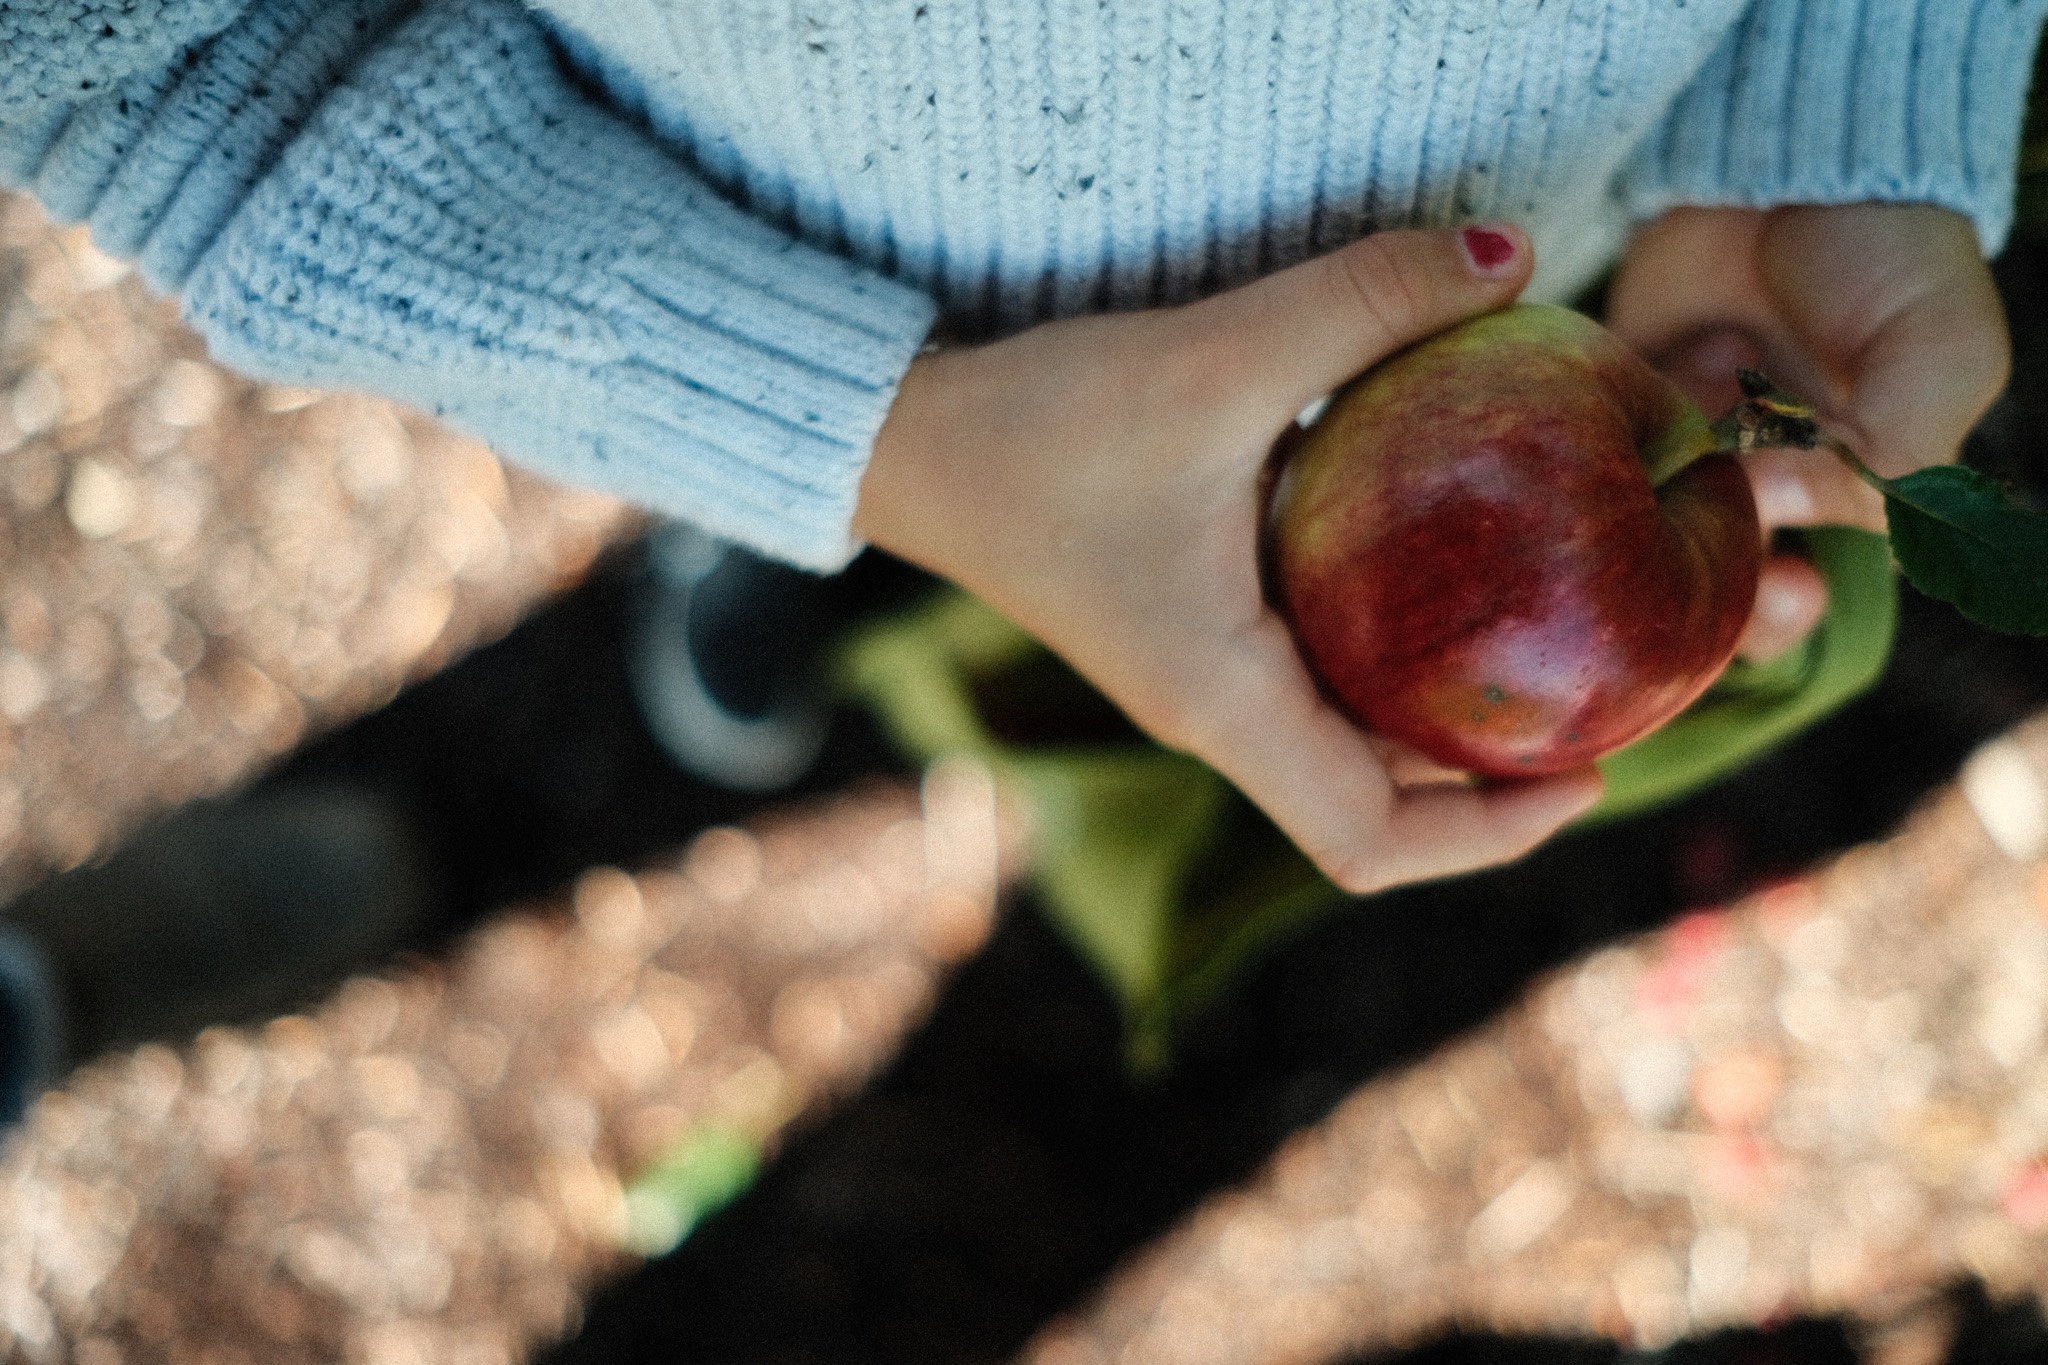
1461, 225, 1518, 273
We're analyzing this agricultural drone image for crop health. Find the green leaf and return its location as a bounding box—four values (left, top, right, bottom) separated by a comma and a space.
1703, 367, 2048, 637
840, 538, 1895, 1069
1881, 465, 2048, 635
838, 591, 1342, 1073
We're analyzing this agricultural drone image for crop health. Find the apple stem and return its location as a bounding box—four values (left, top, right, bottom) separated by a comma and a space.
1819, 434, 1896, 497
1707, 368, 1897, 497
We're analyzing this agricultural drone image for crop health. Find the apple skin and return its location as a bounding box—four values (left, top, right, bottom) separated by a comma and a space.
1268, 303, 1763, 779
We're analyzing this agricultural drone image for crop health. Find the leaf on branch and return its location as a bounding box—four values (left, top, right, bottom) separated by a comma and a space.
1882, 465, 2048, 636
1711, 369, 2048, 638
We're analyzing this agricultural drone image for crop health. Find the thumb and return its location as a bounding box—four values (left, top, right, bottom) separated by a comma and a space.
1835, 277, 2009, 478
1190, 224, 1534, 416
1761, 204, 2008, 478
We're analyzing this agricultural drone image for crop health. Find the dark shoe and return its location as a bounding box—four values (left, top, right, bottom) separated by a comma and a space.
0, 925, 62, 1125
0, 784, 436, 1065
627, 522, 833, 794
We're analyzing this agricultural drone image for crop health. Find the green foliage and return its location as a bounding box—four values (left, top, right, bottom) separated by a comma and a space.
1880, 465, 2048, 635
840, 538, 1893, 1070
840, 591, 1335, 1072
623, 1123, 761, 1257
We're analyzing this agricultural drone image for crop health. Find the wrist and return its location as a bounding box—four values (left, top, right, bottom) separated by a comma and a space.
854, 351, 956, 565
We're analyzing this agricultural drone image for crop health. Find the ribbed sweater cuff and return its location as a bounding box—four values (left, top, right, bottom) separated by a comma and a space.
182, 0, 936, 572
1620, 0, 2048, 254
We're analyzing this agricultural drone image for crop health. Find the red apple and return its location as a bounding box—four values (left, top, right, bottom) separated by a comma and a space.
1268, 303, 1762, 778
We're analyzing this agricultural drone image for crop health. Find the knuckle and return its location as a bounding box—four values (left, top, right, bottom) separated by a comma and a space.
1147, 305, 1252, 419
1973, 327, 2014, 414
1168, 329, 1246, 411
1328, 237, 1435, 348
1319, 847, 1388, 897
1499, 824, 1556, 864
1327, 855, 1376, 896
1142, 685, 1218, 757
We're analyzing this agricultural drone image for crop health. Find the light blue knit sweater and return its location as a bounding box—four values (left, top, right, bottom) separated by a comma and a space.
2, 0, 2043, 569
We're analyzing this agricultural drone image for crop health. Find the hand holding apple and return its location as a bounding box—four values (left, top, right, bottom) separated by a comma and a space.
1268, 218, 2039, 785
855, 226, 1605, 896
1268, 304, 1764, 778
1607, 204, 2011, 659
1611, 204, 2007, 480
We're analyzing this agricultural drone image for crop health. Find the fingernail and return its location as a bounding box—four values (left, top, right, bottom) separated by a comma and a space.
1547, 768, 1606, 823
1756, 575, 1807, 625
1459, 224, 1520, 276
1750, 465, 1815, 526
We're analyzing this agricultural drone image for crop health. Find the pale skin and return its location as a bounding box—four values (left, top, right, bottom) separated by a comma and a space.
854, 203, 2010, 896
1608, 203, 2011, 661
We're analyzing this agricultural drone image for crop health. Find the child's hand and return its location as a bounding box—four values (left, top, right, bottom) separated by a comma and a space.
855, 226, 1604, 896
1607, 203, 2011, 662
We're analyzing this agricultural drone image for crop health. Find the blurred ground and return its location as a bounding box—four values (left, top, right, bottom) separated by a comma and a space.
4, 162, 2046, 1365
77, 228, 2029, 1365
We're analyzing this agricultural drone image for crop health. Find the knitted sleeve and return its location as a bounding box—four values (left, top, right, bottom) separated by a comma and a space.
0, 0, 938, 572
1617, 0, 2048, 254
